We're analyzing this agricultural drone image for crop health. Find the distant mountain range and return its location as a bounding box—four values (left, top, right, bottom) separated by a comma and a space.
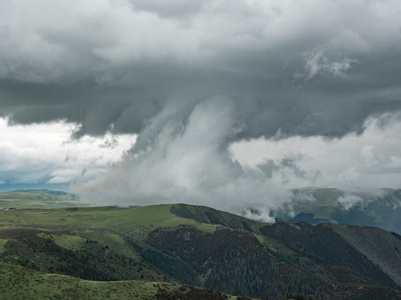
3, 187, 400, 235
0, 189, 82, 209
272, 187, 401, 235
1, 201, 401, 299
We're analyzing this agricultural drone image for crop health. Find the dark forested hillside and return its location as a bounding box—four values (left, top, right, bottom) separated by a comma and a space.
1, 202, 401, 299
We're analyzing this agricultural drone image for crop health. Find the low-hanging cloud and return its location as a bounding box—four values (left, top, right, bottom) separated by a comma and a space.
1, 0, 401, 216
72, 97, 290, 220
337, 194, 364, 211
231, 112, 401, 190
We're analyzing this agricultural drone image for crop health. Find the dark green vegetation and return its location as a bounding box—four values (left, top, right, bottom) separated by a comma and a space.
0, 193, 401, 299
275, 188, 401, 235
0, 190, 83, 209
0, 262, 235, 300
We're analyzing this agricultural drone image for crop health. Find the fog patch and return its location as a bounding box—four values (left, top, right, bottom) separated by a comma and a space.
337, 194, 364, 210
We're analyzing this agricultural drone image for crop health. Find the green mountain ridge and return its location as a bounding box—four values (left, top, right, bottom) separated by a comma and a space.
0, 262, 241, 300
1, 199, 401, 299
0, 190, 82, 209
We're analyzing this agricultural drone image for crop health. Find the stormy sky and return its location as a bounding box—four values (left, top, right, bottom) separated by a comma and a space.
1, 0, 401, 218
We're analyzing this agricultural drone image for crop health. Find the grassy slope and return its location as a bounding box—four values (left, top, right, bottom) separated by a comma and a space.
0, 262, 158, 300
333, 225, 401, 287
0, 204, 222, 292
0, 238, 7, 253
3, 204, 400, 278
0, 205, 216, 238
0, 190, 83, 209
0, 262, 240, 300
1, 198, 401, 299
37, 232, 87, 251
0, 205, 220, 287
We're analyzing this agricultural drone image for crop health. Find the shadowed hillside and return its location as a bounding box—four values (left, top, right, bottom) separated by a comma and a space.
0, 262, 238, 300
0, 202, 401, 299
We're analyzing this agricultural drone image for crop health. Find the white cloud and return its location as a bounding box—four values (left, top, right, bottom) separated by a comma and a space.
73, 97, 290, 220
294, 48, 357, 81
0, 117, 136, 187
337, 194, 363, 210
230, 112, 401, 190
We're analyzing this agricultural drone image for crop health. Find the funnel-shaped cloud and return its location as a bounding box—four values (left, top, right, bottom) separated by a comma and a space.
73, 97, 290, 220
1, 0, 401, 214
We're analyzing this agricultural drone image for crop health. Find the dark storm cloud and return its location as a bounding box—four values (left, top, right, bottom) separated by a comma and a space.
1, 0, 400, 140
2, 0, 401, 216
258, 157, 321, 186
129, 0, 207, 18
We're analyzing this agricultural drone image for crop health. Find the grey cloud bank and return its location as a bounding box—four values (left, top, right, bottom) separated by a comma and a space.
1, 0, 401, 217
2, 0, 401, 137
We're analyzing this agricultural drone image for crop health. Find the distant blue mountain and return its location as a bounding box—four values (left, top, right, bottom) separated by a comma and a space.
0, 183, 69, 192
274, 187, 401, 235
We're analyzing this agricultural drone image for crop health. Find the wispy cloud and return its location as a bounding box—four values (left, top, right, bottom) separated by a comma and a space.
295, 48, 357, 82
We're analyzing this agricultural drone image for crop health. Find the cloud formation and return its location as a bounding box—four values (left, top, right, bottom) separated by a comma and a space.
1, 0, 401, 216
231, 113, 401, 189
295, 49, 358, 82
2, 0, 401, 138
72, 97, 290, 220
0, 117, 135, 187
